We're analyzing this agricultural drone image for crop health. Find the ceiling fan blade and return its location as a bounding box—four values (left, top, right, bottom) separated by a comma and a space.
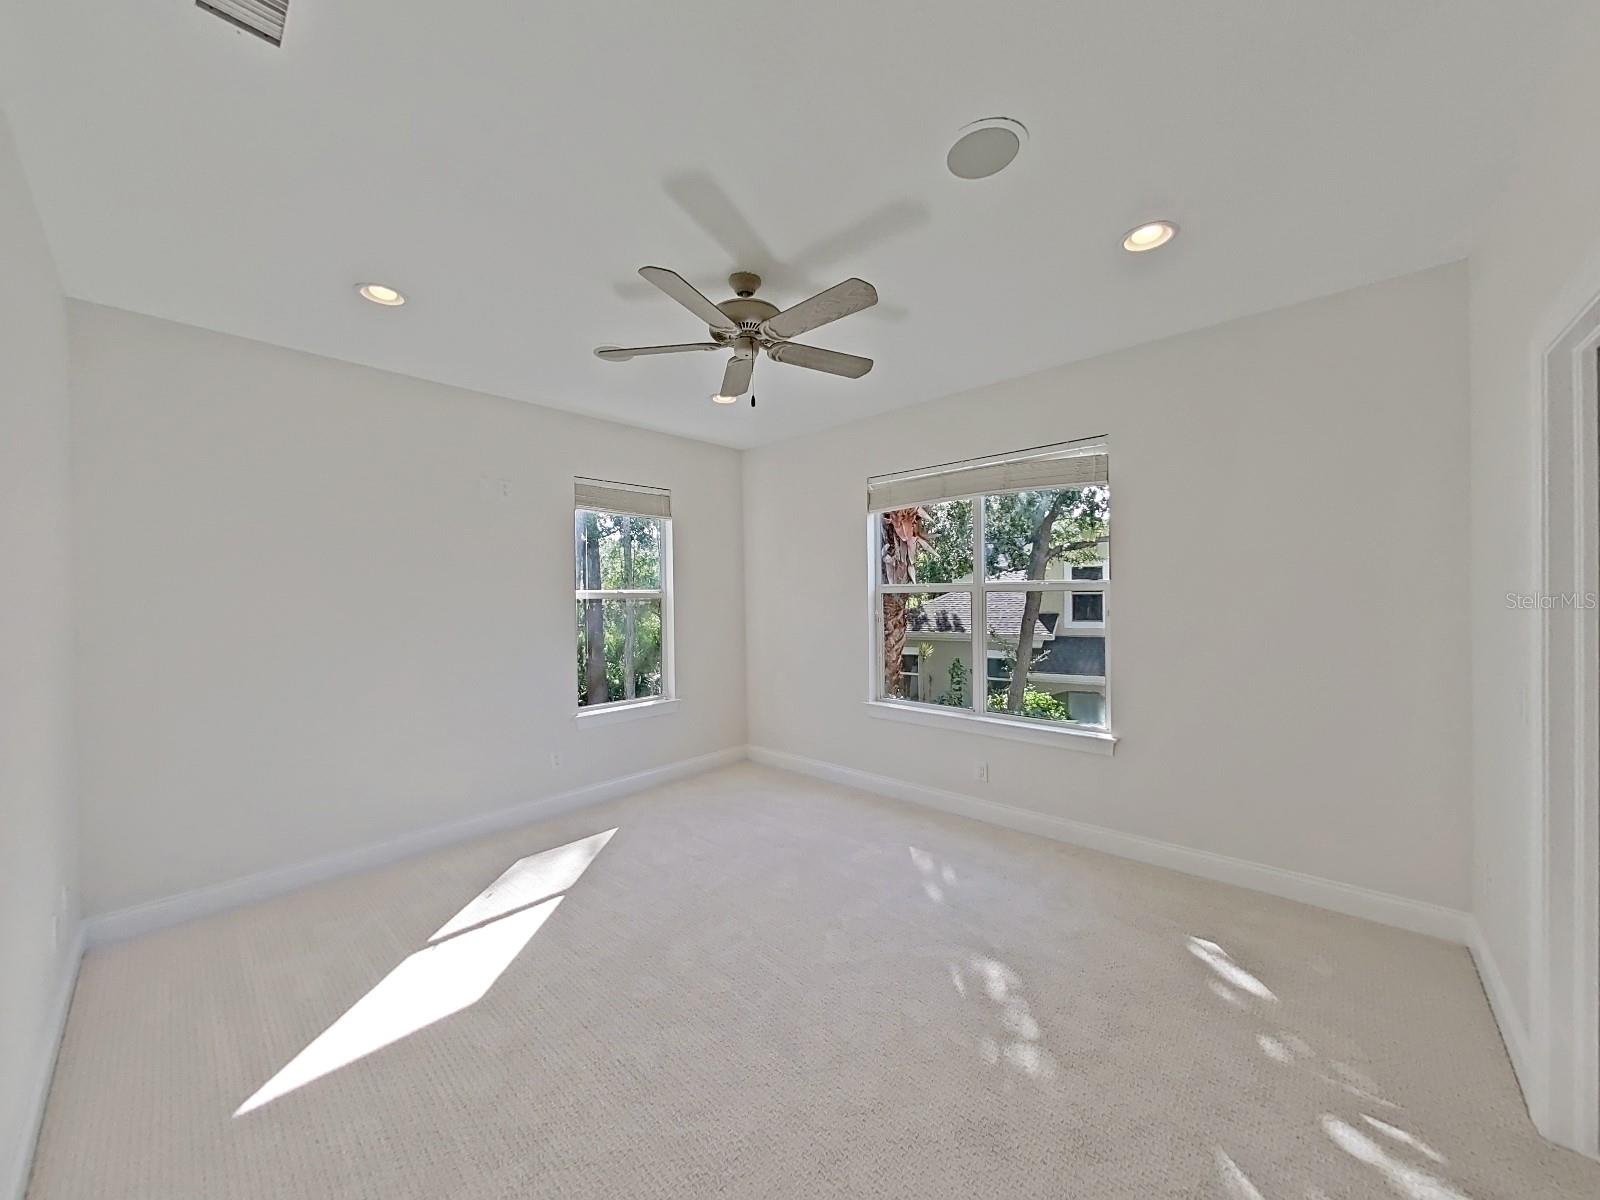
594, 343, 720, 361
638, 266, 739, 333
761, 277, 877, 340
767, 341, 873, 379
720, 353, 755, 398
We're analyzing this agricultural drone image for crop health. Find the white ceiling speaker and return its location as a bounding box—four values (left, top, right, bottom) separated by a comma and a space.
595, 268, 878, 404
947, 118, 1028, 180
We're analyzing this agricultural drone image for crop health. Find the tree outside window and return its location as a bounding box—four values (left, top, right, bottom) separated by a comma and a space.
575, 507, 668, 707
871, 447, 1109, 731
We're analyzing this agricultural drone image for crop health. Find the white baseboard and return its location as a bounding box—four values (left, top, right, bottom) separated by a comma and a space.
748, 746, 1472, 944
1466, 917, 1544, 1129
5, 924, 85, 1200
85, 747, 746, 945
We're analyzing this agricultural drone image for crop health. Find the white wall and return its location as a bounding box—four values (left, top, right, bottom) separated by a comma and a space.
70, 304, 746, 917
745, 264, 1471, 910
0, 111, 77, 1195
1467, 13, 1600, 1100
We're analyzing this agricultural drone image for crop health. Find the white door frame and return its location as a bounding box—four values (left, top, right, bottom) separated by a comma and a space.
1536, 278, 1600, 1157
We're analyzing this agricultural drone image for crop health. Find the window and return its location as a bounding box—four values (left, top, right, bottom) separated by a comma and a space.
986, 652, 1011, 692
574, 478, 673, 709
1070, 592, 1104, 623
868, 440, 1110, 736
899, 651, 923, 701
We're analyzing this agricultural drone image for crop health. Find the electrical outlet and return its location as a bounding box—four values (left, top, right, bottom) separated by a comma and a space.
550, 751, 564, 769
975, 761, 989, 782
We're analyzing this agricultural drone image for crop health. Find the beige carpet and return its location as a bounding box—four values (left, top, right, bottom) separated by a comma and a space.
28, 763, 1600, 1198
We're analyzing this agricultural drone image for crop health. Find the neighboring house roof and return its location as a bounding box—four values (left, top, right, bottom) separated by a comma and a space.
903, 584, 1105, 679
905, 590, 1056, 646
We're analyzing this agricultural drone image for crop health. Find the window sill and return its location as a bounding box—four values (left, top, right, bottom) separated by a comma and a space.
862, 700, 1116, 754
574, 697, 680, 726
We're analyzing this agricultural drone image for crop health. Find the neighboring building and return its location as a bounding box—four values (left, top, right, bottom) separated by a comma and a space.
898, 562, 1107, 726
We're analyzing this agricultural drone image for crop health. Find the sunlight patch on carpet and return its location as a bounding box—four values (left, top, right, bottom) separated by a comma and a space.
234, 828, 616, 1116
1322, 1114, 1471, 1199
431, 828, 615, 940
1187, 936, 1277, 1002
1214, 1149, 1266, 1200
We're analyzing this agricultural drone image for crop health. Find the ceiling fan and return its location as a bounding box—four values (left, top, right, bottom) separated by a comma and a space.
594, 268, 878, 402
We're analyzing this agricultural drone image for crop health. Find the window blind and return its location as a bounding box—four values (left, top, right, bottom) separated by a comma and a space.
574, 477, 672, 520
866, 441, 1107, 512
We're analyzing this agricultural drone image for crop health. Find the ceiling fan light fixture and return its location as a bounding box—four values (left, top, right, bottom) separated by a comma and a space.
600, 266, 878, 408
1122, 221, 1177, 253
946, 118, 1027, 181
357, 282, 406, 306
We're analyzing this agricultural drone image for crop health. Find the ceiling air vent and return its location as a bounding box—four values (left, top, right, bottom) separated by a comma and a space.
196, 0, 288, 46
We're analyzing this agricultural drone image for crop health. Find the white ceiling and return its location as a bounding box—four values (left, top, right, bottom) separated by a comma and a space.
0, 2, 1578, 447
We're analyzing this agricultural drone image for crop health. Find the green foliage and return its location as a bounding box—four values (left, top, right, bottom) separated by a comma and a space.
575, 599, 663, 703
911, 488, 1108, 582
588, 512, 662, 589
987, 687, 1071, 721
576, 510, 665, 705
938, 656, 968, 707
913, 499, 974, 584
983, 487, 1109, 576
884, 485, 1105, 721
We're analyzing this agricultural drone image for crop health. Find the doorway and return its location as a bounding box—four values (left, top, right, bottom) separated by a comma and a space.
1538, 293, 1600, 1156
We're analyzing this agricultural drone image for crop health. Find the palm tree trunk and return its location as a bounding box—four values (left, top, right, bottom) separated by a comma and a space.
884, 595, 907, 696
880, 511, 919, 697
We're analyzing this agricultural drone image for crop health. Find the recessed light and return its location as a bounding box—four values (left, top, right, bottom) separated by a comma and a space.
357, 282, 406, 306
1122, 221, 1177, 253
710, 393, 739, 405
947, 118, 1027, 180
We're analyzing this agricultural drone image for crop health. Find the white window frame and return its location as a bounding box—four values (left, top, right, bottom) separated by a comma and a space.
864, 447, 1114, 754
1065, 588, 1106, 627
573, 500, 676, 721
897, 649, 924, 702
985, 651, 1012, 691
